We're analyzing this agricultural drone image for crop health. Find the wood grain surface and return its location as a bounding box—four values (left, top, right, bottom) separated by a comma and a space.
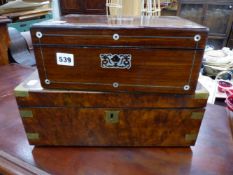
15, 71, 208, 146
30, 15, 208, 94
20, 107, 204, 146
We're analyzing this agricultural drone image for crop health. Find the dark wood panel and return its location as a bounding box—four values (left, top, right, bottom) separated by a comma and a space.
177, 0, 233, 49
60, 0, 83, 11
59, 0, 106, 15
204, 4, 233, 35
84, 0, 106, 14
21, 107, 204, 146
33, 47, 203, 94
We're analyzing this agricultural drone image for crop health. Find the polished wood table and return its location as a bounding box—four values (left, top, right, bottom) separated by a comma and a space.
0, 64, 233, 175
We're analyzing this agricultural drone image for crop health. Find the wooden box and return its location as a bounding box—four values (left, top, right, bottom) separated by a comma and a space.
30, 15, 208, 94
15, 71, 209, 146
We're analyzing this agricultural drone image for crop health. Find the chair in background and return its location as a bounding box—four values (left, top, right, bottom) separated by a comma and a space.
106, 0, 161, 17
141, 0, 161, 16
106, 0, 123, 16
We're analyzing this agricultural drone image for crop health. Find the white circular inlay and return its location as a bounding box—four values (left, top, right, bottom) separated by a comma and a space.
45, 79, 51, 85
184, 85, 190, 91
113, 34, 120, 41
36, 31, 43, 39
113, 82, 119, 88
194, 35, 201, 42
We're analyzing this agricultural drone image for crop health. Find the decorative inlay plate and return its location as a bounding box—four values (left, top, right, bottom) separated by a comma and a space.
100, 54, 132, 69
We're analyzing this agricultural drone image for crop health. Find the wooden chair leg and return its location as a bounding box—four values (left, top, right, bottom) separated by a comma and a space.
0, 18, 11, 66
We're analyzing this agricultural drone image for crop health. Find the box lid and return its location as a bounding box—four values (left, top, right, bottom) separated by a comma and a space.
15, 70, 209, 108
31, 15, 208, 49
33, 15, 207, 30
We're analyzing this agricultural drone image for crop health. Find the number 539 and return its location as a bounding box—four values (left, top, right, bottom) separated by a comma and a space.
56, 53, 74, 66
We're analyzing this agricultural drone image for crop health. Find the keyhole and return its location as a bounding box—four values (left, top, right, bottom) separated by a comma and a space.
105, 111, 119, 123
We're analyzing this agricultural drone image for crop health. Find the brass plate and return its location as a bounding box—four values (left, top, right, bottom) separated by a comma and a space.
14, 84, 29, 97
105, 111, 120, 124
20, 110, 33, 118
191, 112, 204, 120
26, 133, 39, 140
195, 81, 209, 99
194, 92, 209, 99
185, 134, 198, 141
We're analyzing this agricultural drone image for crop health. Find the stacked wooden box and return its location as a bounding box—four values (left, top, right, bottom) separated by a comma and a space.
14, 15, 209, 146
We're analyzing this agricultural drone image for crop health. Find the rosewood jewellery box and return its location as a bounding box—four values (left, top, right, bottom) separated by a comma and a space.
30, 15, 208, 94
14, 15, 209, 146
